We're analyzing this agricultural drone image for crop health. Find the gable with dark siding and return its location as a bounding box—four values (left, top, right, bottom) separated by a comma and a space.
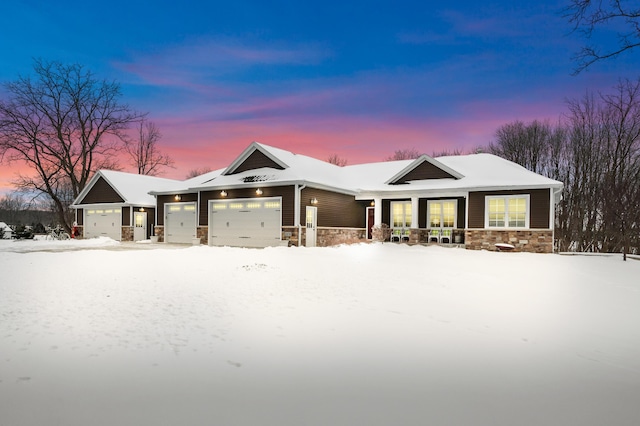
391, 161, 457, 184
79, 176, 124, 204
230, 150, 285, 174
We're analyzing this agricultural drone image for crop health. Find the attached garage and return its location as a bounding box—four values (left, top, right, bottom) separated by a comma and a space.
85, 208, 122, 240
164, 202, 198, 244
209, 197, 282, 247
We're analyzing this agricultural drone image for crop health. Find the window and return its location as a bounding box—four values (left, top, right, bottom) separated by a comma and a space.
428, 200, 456, 228
391, 201, 412, 228
486, 195, 529, 228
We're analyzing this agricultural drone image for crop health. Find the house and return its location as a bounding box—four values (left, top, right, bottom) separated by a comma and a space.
0, 222, 13, 239
71, 170, 183, 241
146, 142, 563, 253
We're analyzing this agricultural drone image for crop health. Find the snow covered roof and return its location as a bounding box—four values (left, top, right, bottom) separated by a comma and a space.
72, 170, 183, 207
101, 143, 563, 200
172, 143, 562, 196
350, 153, 563, 197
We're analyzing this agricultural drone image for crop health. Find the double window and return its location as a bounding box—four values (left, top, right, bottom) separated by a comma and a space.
486, 195, 529, 228
391, 201, 412, 228
428, 200, 456, 228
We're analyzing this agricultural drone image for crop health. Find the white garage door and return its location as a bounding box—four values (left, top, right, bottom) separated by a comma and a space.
165, 202, 197, 244
85, 208, 122, 240
209, 197, 282, 247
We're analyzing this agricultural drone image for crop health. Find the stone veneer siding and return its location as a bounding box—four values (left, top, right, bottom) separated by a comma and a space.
197, 227, 208, 245
154, 226, 164, 242
303, 227, 367, 247
465, 229, 553, 253
121, 226, 134, 242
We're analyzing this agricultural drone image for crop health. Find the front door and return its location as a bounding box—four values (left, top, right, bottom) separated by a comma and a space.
305, 206, 317, 247
133, 211, 147, 241
366, 207, 375, 239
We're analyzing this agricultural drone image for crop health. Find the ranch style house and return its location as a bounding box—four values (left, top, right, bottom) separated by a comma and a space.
72, 142, 563, 253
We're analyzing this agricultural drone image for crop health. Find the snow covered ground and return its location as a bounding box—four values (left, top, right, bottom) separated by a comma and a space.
1, 239, 639, 426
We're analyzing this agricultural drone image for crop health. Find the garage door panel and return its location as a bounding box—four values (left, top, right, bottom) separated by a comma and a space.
209, 198, 281, 247
165, 202, 197, 243
85, 208, 121, 241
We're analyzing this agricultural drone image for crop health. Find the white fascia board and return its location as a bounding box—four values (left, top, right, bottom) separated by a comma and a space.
355, 183, 562, 200
356, 189, 469, 200
222, 142, 289, 176
385, 155, 464, 185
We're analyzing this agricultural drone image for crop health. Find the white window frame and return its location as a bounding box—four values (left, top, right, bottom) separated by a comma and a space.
484, 194, 530, 229
390, 201, 412, 228
427, 200, 457, 229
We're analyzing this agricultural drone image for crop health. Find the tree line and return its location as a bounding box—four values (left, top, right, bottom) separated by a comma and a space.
488, 79, 640, 257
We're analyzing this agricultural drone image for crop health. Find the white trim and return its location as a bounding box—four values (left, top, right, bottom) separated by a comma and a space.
390, 200, 412, 229
222, 142, 289, 175
385, 155, 464, 184
366, 206, 375, 240
427, 199, 457, 229
484, 194, 531, 229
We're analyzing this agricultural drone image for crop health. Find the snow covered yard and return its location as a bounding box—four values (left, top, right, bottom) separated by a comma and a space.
1, 240, 639, 426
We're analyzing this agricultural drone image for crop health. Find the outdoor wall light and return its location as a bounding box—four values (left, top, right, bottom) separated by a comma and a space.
310, 197, 318, 205
370, 201, 375, 206
220, 191, 227, 197
174, 195, 181, 201
256, 188, 263, 195
139, 207, 145, 212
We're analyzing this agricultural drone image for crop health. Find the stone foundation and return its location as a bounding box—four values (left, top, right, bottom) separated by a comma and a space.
465, 229, 553, 253
197, 227, 208, 245
154, 226, 164, 242
315, 227, 367, 247
121, 226, 134, 242
282, 226, 298, 246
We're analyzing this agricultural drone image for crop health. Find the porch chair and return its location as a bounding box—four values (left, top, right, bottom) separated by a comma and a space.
440, 228, 453, 244
401, 228, 411, 242
428, 228, 440, 243
390, 228, 401, 242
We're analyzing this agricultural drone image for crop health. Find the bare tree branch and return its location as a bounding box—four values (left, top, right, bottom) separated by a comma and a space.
565, 0, 640, 74
125, 119, 174, 175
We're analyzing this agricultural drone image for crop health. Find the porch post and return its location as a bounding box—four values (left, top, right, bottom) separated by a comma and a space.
411, 197, 419, 229
374, 197, 382, 226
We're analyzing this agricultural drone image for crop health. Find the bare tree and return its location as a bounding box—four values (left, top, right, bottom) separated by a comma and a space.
432, 148, 464, 157
0, 59, 143, 231
185, 167, 213, 179
487, 120, 554, 175
126, 119, 174, 175
565, 0, 640, 74
488, 80, 640, 258
385, 148, 422, 161
327, 153, 348, 166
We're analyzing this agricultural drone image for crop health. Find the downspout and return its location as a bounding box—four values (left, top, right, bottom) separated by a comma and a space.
552, 187, 562, 253
295, 183, 306, 246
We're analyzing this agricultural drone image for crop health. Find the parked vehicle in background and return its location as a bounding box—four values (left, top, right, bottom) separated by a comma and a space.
46, 226, 70, 240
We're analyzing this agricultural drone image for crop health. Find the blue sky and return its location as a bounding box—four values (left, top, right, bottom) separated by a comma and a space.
1, 0, 638, 185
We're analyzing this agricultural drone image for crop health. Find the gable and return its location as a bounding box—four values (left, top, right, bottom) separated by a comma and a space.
229, 149, 285, 174
391, 161, 457, 184
78, 176, 124, 204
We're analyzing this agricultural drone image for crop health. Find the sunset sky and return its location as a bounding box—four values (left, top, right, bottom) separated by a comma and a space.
1, 0, 639, 192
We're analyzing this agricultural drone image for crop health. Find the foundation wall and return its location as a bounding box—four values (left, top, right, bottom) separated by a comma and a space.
465, 229, 553, 253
